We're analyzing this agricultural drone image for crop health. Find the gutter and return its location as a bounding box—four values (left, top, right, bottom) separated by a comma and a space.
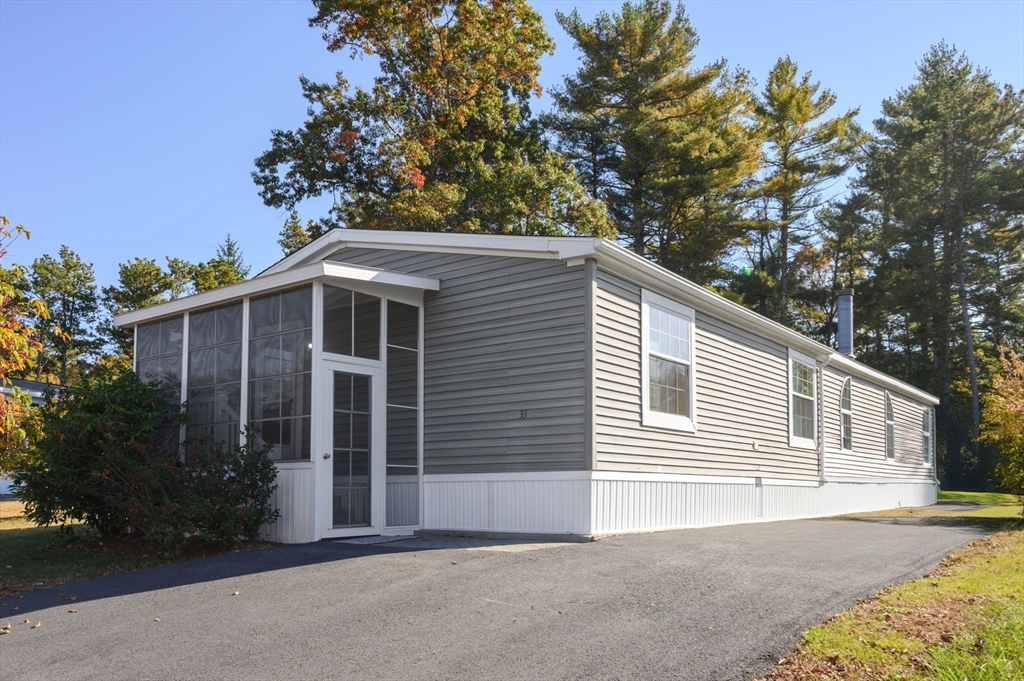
592, 241, 939, 406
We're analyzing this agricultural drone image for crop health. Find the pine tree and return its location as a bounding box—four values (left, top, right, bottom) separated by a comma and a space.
278, 210, 328, 256
100, 258, 173, 357
29, 245, 100, 386
750, 57, 865, 326
547, 0, 761, 281
859, 42, 1024, 486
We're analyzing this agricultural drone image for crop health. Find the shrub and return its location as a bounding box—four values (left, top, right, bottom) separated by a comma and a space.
14, 371, 280, 546
15, 372, 183, 536
983, 347, 1024, 514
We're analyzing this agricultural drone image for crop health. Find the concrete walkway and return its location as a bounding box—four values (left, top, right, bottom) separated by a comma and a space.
0, 517, 990, 681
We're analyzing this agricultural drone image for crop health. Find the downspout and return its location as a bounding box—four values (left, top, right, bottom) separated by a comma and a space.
818, 354, 832, 485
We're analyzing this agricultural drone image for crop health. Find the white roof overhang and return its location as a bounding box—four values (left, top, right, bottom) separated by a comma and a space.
113, 260, 439, 328
258, 229, 603, 277
590, 242, 940, 406
122, 228, 937, 406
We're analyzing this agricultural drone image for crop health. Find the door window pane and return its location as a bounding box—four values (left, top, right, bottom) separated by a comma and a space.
333, 371, 371, 527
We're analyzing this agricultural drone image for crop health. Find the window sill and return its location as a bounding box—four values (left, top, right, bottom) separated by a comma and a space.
789, 436, 817, 451
642, 410, 697, 433
274, 460, 314, 469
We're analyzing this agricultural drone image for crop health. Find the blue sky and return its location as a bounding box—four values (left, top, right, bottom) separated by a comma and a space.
1, 1, 1022, 289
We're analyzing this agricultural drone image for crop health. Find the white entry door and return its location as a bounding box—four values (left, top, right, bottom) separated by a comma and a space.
318, 360, 385, 538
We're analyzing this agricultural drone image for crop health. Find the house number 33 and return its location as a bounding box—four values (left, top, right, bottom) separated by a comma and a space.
519, 410, 528, 419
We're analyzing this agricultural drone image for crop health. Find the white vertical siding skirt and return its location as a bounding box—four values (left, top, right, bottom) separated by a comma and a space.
261, 466, 316, 543
421, 472, 938, 536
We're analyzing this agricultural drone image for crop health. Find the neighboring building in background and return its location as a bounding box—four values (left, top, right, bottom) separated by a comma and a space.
0, 379, 51, 496
115, 231, 938, 543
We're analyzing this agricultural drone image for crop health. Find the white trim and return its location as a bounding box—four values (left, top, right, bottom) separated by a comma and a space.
179, 311, 189, 449
318, 360, 385, 539
884, 391, 895, 460
422, 471, 825, 487
239, 298, 250, 445
424, 471, 591, 483
839, 377, 853, 453
788, 349, 818, 450
251, 229, 936, 407
640, 289, 697, 432
417, 303, 425, 528
114, 261, 438, 327
258, 229, 602, 277
922, 406, 933, 466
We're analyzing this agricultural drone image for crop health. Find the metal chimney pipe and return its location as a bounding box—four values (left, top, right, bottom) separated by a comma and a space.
837, 289, 854, 356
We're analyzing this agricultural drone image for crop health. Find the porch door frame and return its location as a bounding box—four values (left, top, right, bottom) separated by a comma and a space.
317, 358, 386, 539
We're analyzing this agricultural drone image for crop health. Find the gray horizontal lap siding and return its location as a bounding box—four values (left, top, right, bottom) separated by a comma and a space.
823, 367, 934, 481
327, 248, 588, 474
594, 269, 820, 481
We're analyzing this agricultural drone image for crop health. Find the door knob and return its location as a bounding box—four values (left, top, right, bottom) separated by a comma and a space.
323, 452, 332, 459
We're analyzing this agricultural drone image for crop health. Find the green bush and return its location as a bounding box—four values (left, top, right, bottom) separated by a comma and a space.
14, 371, 280, 547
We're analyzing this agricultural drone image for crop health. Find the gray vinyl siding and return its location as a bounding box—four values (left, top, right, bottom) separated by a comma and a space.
327, 248, 587, 474
823, 367, 935, 481
594, 269, 820, 481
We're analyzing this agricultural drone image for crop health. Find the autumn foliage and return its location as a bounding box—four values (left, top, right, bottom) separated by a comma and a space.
982, 348, 1024, 511
0, 216, 45, 471
254, 0, 612, 237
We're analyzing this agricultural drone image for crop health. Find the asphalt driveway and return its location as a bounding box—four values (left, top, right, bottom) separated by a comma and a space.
0, 517, 989, 681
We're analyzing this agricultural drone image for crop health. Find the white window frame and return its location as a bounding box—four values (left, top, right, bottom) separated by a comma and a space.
788, 349, 818, 450
640, 289, 697, 432
839, 377, 853, 453
922, 407, 933, 466
884, 391, 895, 460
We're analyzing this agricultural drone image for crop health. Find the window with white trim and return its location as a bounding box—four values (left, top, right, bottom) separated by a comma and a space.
840, 377, 853, 451
884, 392, 895, 459
788, 349, 817, 449
922, 408, 933, 465
641, 290, 697, 431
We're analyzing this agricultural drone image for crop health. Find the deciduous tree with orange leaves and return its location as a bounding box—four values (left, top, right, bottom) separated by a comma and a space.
1, 216, 46, 473
982, 347, 1024, 512
255, 0, 612, 246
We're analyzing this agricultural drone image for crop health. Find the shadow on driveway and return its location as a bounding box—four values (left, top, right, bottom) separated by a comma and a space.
1, 534, 564, 619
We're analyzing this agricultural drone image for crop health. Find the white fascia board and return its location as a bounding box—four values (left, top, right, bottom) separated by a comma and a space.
595, 242, 829, 360
113, 261, 439, 327
257, 228, 602, 277
829, 354, 939, 406
592, 241, 939, 406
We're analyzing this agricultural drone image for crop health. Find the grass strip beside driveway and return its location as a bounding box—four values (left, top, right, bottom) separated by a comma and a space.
0, 500, 271, 597
760, 492, 1023, 681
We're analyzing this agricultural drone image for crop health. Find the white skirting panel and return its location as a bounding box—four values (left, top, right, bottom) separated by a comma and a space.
423, 474, 591, 534
262, 466, 316, 544
592, 476, 936, 534
422, 472, 938, 537
763, 481, 937, 521
591, 479, 758, 533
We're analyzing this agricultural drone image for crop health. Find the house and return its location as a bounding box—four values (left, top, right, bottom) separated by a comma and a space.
114, 230, 938, 543
0, 379, 51, 496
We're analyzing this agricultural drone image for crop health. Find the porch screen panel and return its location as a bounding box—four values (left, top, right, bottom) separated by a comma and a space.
136, 316, 183, 392
187, 302, 242, 451
386, 301, 419, 527
136, 315, 184, 455
248, 286, 312, 461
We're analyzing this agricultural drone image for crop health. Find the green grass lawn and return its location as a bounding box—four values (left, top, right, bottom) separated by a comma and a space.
938, 490, 1021, 506
760, 492, 1024, 680
0, 500, 271, 597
